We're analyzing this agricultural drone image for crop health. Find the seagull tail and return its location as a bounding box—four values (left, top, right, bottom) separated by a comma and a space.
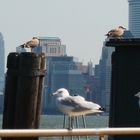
20, 44, 26, 48
105, 33, 109, 37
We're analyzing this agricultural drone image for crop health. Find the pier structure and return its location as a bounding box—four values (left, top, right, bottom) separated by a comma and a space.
106, 38, 140, 140
2, 52, 45, 140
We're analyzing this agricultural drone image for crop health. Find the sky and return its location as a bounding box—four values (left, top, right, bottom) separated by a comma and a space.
0, 0, 128, 66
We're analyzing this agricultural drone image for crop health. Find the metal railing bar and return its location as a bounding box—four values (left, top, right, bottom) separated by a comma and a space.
0, 128, 139, 137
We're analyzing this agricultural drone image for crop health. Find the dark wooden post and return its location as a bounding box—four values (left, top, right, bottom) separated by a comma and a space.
34, 53, 46, 128
2, 53, 19, 129
14, 53, 42, 129
2, 52, 45, 140
106, 39, 140, 140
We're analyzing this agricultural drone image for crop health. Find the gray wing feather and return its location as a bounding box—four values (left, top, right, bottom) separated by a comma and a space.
60, 97, 92, 112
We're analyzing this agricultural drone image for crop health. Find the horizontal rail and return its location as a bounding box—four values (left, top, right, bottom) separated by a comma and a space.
0, 128, 140, 137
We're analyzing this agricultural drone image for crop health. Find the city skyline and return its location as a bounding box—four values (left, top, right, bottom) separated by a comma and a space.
0, 0, 128, 67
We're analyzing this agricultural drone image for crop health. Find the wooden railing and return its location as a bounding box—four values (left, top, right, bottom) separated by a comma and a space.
0, 128, 140, 139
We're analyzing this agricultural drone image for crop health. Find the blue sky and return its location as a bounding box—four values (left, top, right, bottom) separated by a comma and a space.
0, 0, 128, 65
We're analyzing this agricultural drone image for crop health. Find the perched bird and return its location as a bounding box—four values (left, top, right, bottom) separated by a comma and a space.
51, 88, 104, 129
105, 26, 126, 38
135, 92, 140, 108
20, 37, 39, 49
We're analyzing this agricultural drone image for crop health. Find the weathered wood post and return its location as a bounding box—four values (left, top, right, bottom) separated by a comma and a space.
106, 38, 140, 140
15, 53, 40, 129
34, 53, 46, 128
2, 53, 19, 129
2, 52, 45, 140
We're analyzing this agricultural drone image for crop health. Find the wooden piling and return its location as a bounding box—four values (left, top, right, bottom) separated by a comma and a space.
2, 52, 45, 140
2, 53, 19, 129
15, 53, 41, 128
106, 38, 140, 140
34, 53, 45, 128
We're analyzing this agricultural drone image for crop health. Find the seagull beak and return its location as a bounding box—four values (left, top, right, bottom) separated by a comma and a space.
122, 27, 126, 30
50, 92, 57, 96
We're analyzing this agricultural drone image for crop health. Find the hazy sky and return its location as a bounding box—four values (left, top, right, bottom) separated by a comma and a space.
0, 0, 128, 65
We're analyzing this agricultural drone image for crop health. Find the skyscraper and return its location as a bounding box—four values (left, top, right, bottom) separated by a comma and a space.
39, 37, 66, 56
0, 32, 5, 92
128, 0, 140, 37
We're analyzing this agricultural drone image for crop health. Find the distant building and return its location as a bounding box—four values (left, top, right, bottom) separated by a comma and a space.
128, 0, 140, 37
92, 64, 101, 104
0, 33, 5, 93
39, 37, 66, 56
99, 46, 114, 112
16, 47, 32, 53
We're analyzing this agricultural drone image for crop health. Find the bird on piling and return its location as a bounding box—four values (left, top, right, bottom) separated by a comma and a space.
20, 37, 39, 49
135, 92, 140, 108
51, 88, 104, 130
105, 26, 126, 38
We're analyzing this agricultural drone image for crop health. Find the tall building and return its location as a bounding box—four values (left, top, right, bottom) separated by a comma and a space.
39, 37, 66, 56
0, 33, 5, 93
128, 0, 140, 37
99, 46, 114, 112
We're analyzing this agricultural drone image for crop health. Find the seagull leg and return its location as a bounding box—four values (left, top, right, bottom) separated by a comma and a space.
68, 116, 74, 130
63, 114, 66, 128
71, 116, 74, 129
68, 116, 72, 130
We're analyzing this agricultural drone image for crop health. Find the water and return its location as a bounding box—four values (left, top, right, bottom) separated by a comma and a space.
40, 115, 109, 140
0, 115, 109, 140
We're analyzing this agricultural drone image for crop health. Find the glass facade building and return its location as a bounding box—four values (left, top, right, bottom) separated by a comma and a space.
128, 0, 140, 37
39, 37, 66, 56
0, 33, 5, 93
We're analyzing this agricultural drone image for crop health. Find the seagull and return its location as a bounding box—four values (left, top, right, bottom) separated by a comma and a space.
20, 37, 39, 49
135, 92, 140, 108
105, 26, 126, 38
51, 88, 104, 129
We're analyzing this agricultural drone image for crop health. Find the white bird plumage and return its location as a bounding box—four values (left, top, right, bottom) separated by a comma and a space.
105, 26, 126, 38
20, 37, 39, 49
51, 88, 104, 116
135, 92, 140, 108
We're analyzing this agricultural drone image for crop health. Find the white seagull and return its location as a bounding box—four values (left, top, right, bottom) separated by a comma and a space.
20, 37, 39, 49
135, 92, 140, 108
51, 88, 104, 129
105, 26, 126, 38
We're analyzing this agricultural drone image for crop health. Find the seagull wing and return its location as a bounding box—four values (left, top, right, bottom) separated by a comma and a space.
25, 38, 39, 48
107, 29, 117, 35
59, 96, 94, 112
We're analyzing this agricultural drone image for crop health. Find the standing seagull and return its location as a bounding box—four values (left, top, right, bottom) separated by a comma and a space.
20, 37, 39, 49
51, 88, 104, 129
135, 92, 140, 108
105, 26, 126, 38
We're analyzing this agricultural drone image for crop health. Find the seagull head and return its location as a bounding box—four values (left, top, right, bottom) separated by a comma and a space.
135, 92, 140, 98
51, 88, 70, 97
32, 37, 39, 39
118, 26, 126, 30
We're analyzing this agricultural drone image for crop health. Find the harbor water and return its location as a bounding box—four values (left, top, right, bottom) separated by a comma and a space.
0, 115, 109, 140
40, 115, 109, 140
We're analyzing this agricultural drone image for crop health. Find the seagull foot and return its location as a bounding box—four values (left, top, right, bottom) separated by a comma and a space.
67, 127, 73, 131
